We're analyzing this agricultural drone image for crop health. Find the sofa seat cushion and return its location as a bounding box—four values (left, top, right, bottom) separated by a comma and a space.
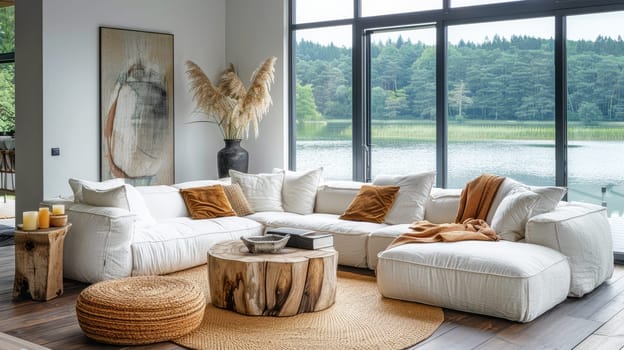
131, 217, 263, 276
367, 224, 411, 269
377, 240, 570, 322
247, 212, 388, 268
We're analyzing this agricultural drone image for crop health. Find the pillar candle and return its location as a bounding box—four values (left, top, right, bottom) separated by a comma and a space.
52, 204, 65, 215
23, 211, 38, 231
39, 207, 50, 229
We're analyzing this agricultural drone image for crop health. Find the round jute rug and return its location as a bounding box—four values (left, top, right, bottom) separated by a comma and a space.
168, 265, 443, 350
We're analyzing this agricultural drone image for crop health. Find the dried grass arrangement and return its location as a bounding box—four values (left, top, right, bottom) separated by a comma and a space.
185, 57, 277, 140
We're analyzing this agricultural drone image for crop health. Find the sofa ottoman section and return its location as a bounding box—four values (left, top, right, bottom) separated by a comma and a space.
526, 201, 614, 297
376, 240, 570, 322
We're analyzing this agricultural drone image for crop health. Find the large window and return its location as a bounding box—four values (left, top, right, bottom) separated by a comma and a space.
294, 26, 353, 179
290, 0, 624, 191
447, 17, 555, 187
567, 11, 624, 225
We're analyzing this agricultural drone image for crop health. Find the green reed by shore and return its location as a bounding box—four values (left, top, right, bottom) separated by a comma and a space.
296, 120, 624, 142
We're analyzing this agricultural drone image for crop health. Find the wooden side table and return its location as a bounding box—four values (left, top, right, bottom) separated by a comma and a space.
13, 224, 72, 301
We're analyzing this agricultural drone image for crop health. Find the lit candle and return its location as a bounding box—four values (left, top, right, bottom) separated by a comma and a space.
52, 204, 65, 215
39, 207, 50, 229
23, 211, 38, 231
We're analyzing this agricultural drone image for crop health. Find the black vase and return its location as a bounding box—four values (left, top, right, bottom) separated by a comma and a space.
217, 139, 249, 178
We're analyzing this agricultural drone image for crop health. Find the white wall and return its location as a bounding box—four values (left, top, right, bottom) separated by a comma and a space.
39, 0, 226, 201
226, 0, 289, 173
16, 0, 289, 216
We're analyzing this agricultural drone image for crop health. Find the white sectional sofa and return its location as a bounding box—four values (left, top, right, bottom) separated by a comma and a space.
61, 176, 613, 322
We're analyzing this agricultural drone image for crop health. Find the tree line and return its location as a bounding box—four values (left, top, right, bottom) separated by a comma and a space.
296, 34, 624, 123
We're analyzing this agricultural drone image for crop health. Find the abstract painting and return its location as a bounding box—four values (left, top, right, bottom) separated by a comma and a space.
100, 27, 174, 185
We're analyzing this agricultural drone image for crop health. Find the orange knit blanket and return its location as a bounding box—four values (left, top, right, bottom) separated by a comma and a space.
389, 174, 505, 247
388, 218, 498, 248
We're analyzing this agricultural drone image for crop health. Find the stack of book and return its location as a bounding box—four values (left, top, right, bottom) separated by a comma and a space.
267, 227, 334, 250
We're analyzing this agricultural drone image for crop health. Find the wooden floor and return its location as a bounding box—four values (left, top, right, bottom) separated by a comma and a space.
2, 246, 624, 350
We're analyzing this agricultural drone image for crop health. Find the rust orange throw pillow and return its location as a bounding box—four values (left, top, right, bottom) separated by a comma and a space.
339, 185, 400, 223
180, 185, 236, 219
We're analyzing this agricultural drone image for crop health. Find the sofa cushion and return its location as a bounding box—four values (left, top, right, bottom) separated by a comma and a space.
180, 185, 236, 219
486, 178, 567, 223
131, 216, 263, 276
485, 177, 526, 223
373, 171, 436, 224
69, 177, 125, 203
136, 185, 189, 220
424, 188, 461, 224
377, 240, 570, 322
314, 181, 363, 215
223, 184, 254, 216
230, 170, 284, 212
247, 212, 388, 268
529, 186, 567, 217
339, 185, 400, 223
82, 185, 129, 209
82, 184, 156, 225
491, 188, 540, 241
367, 224, 411, 269
526, 201, 614, 297
276, 168, 323, 215
173, 179, 227, 189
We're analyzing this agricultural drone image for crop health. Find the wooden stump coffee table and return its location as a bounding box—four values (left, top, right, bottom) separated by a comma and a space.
208, 239, 337, 316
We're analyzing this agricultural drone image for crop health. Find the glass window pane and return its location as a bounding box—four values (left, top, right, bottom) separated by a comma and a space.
0, 62, 14, 134
447, 17, 555, 188
362, 0, 441, 17
0, 6, 14, 53
369, 27, 437, 179
567, 11, 624, 235
452, 0, 523, 8
295, 0, 353, 24
294, 26, 352, 179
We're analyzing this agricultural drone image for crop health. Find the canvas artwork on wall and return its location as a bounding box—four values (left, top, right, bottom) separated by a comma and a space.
100, 27, 174, 185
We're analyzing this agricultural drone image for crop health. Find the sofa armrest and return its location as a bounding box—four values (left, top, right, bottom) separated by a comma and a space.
526, 202, 614, 297
65, 204, 137, 283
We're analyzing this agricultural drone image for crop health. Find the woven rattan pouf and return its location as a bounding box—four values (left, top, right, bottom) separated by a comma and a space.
76, 276, 205, 345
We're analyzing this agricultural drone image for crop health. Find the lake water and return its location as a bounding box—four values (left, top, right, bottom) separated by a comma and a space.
296, 139, 624, 217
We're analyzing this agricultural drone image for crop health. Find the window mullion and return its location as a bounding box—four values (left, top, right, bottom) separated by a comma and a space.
436, 22, 448, 188
554, 15, 568, 190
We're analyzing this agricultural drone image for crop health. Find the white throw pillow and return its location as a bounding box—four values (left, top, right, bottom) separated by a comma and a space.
82, 185, 129, 209
486, 177, 567, 223
68, 177, 125, 203
491, 188, 540, 241
529, 186, 567, 217
372, 171, 436, 224
124, 184, 157, 225
230, 170, 284, 212
82, 184, 156, 225
273, 168, 323, 215
485, 177, 526, 223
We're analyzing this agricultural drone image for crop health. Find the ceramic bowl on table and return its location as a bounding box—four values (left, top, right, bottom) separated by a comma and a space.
240, 234, 290, 254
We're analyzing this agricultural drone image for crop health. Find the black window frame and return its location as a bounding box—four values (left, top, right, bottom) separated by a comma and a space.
288, 0, 624, 188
